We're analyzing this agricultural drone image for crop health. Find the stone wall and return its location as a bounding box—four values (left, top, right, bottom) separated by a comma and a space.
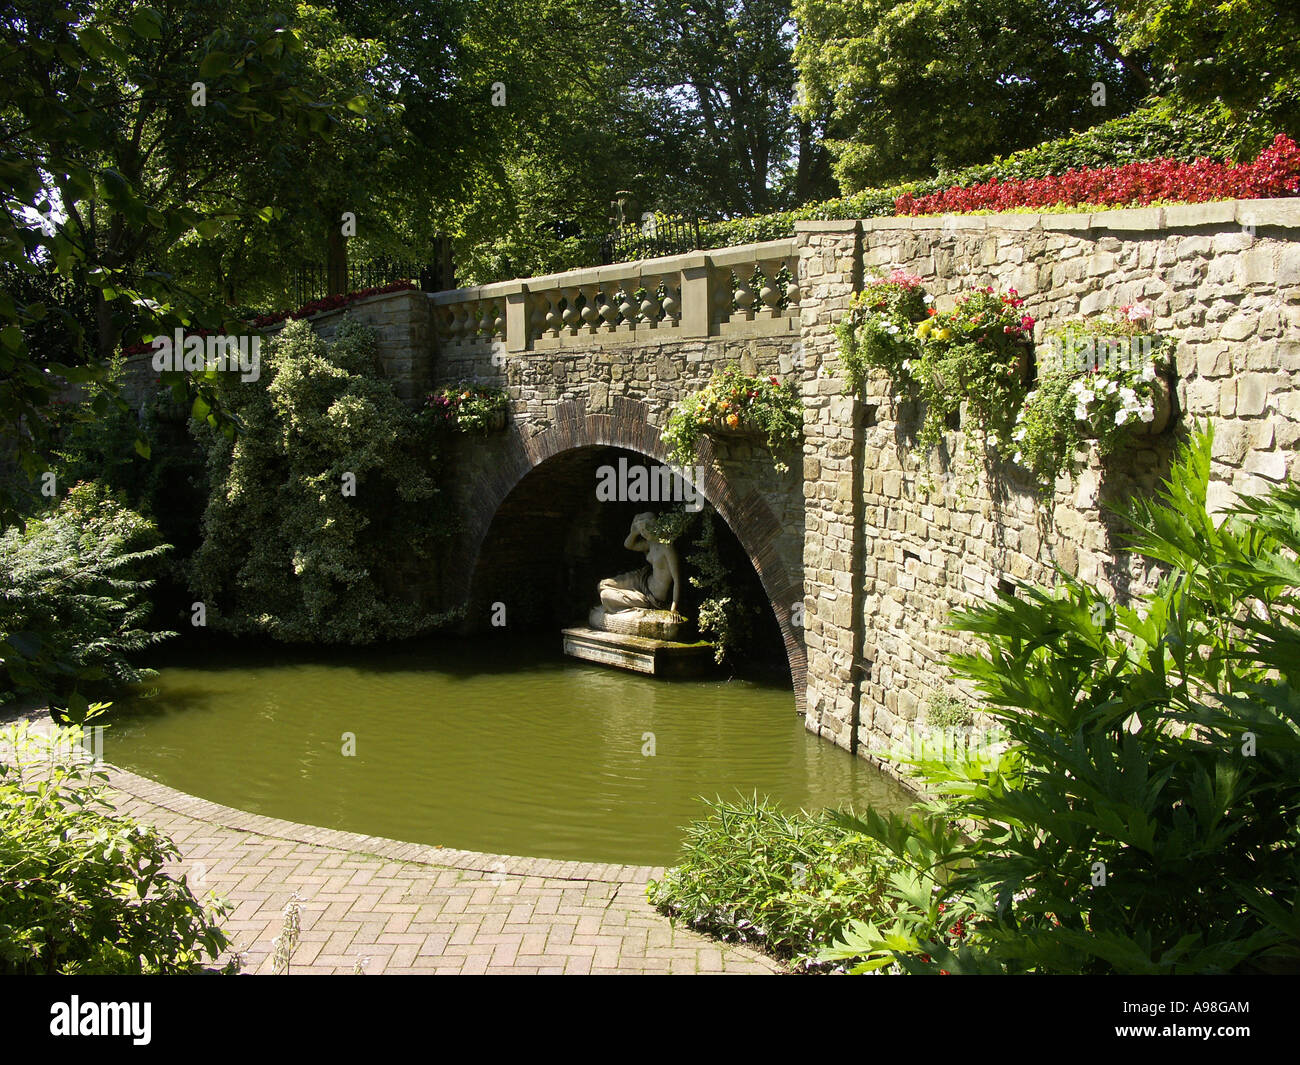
797, 200, 1300, 770
107, 287, 432, 408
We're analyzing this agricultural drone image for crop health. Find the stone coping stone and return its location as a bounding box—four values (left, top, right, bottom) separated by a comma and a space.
15, 711, 662, 885
807, 198, 1300, 237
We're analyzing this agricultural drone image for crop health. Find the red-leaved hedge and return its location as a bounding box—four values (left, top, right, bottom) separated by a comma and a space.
895, 134, 1300, 216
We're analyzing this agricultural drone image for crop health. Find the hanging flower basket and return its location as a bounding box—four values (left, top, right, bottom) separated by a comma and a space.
661, 366, 802, 474
423, 384, 510, 434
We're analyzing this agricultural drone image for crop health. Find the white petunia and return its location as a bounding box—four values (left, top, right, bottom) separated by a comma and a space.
1115, 409, 1130, 425
1075, 404, 1089, 420
1138, 404, 1155, 423
1140, 361, 1156, 381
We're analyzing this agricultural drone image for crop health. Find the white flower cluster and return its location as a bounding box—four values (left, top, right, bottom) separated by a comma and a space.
1069, 368, 1155, 426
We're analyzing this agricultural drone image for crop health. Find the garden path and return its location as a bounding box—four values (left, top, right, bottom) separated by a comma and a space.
97, 757, 782, 975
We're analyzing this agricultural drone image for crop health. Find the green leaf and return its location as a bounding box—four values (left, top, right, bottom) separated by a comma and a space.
131, 9, 163, 40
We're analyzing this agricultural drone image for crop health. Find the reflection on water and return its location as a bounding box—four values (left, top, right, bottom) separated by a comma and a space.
107, 637, 912, 865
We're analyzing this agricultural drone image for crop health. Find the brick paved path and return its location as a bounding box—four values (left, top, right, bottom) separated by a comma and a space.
90, 757, 781, 975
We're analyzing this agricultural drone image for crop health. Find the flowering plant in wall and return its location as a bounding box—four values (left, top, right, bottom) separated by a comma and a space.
911, 287, 1035, 464
835, 269, 932, 391
422, 383, 510, 434
662, 365, 802, 474
1011, 304, 1175, 491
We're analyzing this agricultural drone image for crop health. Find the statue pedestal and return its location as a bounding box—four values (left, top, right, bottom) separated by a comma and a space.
562, 627, 714, 677
587, 606, 684, 641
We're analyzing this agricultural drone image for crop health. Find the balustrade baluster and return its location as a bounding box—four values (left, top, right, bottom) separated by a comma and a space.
784, 258, 801, 317
561, 286, 580, 335
617, 287, 636, 332
598, 288, 619, 332
579, 285, 599, 334
734, 269, 756, 322
660, 274, 681, 326
639, 278, 661, 327
759, 261, 782, 319
543, 291, 561, 339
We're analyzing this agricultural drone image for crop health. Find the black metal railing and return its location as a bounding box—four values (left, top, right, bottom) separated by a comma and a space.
602, 215, 701, 264
292, 254, 453, 307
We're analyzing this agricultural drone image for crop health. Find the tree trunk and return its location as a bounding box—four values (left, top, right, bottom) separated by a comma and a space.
326, 226, 348, 296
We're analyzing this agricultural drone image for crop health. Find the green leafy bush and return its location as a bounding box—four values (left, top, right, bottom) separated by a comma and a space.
190, 316, 448, 643
0, 482, 174, 711
661, 366, 802, 474
823, 431, 1300, 974
648, 796, 898, 970
0, 722, 230, 974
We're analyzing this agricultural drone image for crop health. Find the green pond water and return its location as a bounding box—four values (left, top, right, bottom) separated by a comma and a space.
106, 638, 911, 866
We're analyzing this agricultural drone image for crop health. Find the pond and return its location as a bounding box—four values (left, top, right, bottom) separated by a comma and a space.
106, 637, 912, 866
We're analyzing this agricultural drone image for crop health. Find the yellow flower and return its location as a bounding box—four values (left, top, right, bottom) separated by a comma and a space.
936, 327, 954, 341
915, 319, 934, 338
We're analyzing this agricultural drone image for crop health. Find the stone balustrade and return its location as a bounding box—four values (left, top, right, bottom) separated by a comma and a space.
428, 239, 800, 353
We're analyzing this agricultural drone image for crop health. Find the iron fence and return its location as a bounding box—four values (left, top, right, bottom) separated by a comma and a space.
602, 215, 701, 264
292, 254, 452, 307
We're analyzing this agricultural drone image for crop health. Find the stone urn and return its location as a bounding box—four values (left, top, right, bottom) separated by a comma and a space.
1130, 375, 1173, 437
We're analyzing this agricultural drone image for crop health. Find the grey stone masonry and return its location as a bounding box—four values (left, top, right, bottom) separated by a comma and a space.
797, 199, 1300, 773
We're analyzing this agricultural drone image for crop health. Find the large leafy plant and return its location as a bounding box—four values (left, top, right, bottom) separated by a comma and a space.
823, 430, 1300, 974
0, 722, 231, 974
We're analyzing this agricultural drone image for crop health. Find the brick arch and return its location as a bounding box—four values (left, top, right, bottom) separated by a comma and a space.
458, 395, 806, 711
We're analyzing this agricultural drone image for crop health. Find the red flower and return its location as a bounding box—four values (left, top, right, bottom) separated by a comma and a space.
894, 135, 1300, 216
1020, 315, 1036, 330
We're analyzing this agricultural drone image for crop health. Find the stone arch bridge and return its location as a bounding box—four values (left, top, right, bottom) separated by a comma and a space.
116, 202, 1300, 767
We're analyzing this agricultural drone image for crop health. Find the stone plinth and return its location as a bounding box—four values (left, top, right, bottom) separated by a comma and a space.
562, 627, 714, 676
588, 607, 684, 640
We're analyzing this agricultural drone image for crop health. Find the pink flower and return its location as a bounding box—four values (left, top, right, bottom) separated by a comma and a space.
1020, 315, 1036, 330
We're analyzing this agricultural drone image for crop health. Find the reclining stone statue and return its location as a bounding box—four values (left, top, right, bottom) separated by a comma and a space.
589, 511, 685, 639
